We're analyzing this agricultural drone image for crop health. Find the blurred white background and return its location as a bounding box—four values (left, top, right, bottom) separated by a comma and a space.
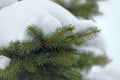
96, 0, 120, 68
85, 0, 120, 79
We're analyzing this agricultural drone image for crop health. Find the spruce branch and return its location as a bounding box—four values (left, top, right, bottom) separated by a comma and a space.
70, 0, 78, 9
54, 0, 104, 19
0, 25, 109, 80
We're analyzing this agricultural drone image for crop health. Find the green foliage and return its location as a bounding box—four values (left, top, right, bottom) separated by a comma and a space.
53, 0, 105, 19
0, 25, 109, 80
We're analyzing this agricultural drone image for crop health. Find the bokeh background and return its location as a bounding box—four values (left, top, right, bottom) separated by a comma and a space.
87, 0, 120, 79
96, 0, 120, 70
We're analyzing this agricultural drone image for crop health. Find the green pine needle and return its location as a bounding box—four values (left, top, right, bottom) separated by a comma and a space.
0, 25, 109, 80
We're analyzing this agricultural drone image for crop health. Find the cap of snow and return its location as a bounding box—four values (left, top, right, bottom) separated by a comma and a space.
0, 55, 11, 69
0, 0, 17, 9
0, 0, 105, 54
